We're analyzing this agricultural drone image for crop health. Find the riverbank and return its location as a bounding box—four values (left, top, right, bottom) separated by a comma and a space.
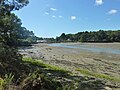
19, 43, 120, 89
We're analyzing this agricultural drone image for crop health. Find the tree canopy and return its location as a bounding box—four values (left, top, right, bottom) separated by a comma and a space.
56, 30, 120, 42
0, 0, 29, 16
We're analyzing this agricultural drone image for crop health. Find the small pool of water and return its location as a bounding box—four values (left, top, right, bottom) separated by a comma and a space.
48, 43, 120, 54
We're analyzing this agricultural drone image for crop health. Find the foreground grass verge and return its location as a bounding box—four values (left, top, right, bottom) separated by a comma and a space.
1, 57, 117, 89
21, 58, 77, 90
0, 57, 75, 90
76, 68, 120, 83
22, 57, 69, 74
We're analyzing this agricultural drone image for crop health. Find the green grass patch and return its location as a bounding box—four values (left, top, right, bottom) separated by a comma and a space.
0, 73, 14, 90
22, 58, 69, 74
76, 68, 120, 83
22, 57, 45, 67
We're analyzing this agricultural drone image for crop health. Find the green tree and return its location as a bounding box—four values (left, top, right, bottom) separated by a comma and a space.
60, 33, 66, 42
56, 30, 120, 42
0, 0, 29, 16
0, 0, 29, 77
0, 13, 23, 47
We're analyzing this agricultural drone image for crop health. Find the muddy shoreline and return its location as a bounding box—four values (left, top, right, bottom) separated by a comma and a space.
19, 43, 120, 88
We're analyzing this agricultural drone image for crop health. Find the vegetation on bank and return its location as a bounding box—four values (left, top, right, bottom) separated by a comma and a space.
0, 13, 37, 47
0, 57, 73, 90
55, 30, 120, 43
0, 57, 110, 90
22, 58, 69, 75
38, 30, 120, 43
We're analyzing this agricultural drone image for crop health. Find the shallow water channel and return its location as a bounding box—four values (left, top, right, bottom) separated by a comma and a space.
48, 43, 120, 55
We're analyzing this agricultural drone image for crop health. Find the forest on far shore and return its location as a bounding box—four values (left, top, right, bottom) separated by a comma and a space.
38, 30, 120, 43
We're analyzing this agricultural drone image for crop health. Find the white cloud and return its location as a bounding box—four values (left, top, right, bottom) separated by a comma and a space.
52, 15, 56, 18
108, 9, 118, 15
45, 12, 49, 15
95, 0, 103, 6
50, 8, 57, 11
70, 16, 76, 20
58, 15, 63, 18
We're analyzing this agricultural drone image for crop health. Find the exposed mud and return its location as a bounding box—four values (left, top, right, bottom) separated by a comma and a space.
19, 43, 120, 89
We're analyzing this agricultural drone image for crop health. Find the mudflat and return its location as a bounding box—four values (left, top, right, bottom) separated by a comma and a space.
20, 43, 120, 87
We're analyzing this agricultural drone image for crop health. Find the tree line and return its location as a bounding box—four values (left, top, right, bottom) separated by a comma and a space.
56, 30, 120, 43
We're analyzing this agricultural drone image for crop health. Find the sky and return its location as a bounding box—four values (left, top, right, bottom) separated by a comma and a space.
14, 0, 120, 38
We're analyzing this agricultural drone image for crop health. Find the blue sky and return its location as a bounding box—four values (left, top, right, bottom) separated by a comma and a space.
14, 0, 120, 38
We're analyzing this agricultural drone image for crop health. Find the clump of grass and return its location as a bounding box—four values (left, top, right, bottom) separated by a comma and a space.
22, 58, 69, 74
21, 71, 76, 90
21, 72, 61, 90
0, 73, 14, 90
22, 57, 45, 67
76, 68, 120, 83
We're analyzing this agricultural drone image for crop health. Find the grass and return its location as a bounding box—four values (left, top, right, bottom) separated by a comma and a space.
22, 57, 69, 74
21, 58, 77, 90
76, 68, 120, 83
22, 57, 45, 67
0, 73, 14, 90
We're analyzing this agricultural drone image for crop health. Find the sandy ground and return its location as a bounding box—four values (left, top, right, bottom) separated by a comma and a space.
19, 43, 120, 87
